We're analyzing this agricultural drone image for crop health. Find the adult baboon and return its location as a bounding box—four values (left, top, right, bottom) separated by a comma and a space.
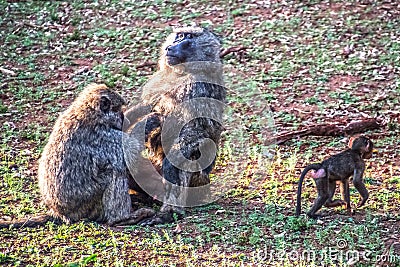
296, 136, 374, 218
124, 26, 226, 225
0, 84, 153, 228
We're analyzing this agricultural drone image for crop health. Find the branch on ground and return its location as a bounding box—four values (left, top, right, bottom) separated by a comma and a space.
0, 67, 17, 76
136, 61, 158, 69
219, 46, 247, 58
273, 118, 385, 145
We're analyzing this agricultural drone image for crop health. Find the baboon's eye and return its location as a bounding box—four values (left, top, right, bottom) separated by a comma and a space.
176, 33, 185, 41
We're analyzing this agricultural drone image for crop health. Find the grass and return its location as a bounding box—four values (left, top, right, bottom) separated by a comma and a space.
0, 0, 399, 266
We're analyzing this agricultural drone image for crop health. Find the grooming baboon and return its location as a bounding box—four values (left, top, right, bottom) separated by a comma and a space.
296, 136, 374, 218
0, 84, 153, 229
124, 26, 226, 225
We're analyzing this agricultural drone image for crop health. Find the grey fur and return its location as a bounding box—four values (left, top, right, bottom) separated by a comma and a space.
124, 27, 226, 224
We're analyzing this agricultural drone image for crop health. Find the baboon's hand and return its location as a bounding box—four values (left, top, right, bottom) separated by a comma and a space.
138, 211, 174, 226
113, 208, 156, 226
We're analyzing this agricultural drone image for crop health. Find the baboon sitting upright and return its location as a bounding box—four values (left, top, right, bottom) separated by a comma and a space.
125, 26, 226, 225
0, 84, 153, 228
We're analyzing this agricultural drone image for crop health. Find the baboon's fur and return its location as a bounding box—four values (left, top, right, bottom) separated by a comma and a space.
125, 27, 226, 224
0, 84, 153, 228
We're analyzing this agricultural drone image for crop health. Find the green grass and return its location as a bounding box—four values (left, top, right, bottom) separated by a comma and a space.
0, 0, 399, 266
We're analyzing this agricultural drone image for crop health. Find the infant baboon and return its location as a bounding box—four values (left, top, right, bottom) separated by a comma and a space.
125, 26, 226, 225
296, 136, 374, 218
0, 84, 153, 228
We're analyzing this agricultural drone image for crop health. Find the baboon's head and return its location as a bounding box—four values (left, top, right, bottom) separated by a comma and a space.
159, 26, 221, 71
348, 136, 374, 159
73, 84, 126, 130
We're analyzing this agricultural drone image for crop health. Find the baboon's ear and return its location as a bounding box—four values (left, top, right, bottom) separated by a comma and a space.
365, 139, 371, 151
100, 96, 111, 112
348, 136, 355, 149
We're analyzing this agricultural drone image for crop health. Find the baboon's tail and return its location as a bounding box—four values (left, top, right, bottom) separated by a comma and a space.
0, 214, 61, 229
295, 163, 322, 216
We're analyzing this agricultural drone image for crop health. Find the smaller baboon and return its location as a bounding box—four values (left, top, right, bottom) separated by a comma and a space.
0, 84, 153, 229
296, 136, 374, 218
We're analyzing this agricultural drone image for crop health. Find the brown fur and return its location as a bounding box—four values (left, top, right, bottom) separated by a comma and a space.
0, 84, 153, 228
296, 136, 374, 218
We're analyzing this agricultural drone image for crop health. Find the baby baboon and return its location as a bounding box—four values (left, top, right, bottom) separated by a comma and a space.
0, 84, 153, 229
125, 26, 226, 225
296, 136, 374, 218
